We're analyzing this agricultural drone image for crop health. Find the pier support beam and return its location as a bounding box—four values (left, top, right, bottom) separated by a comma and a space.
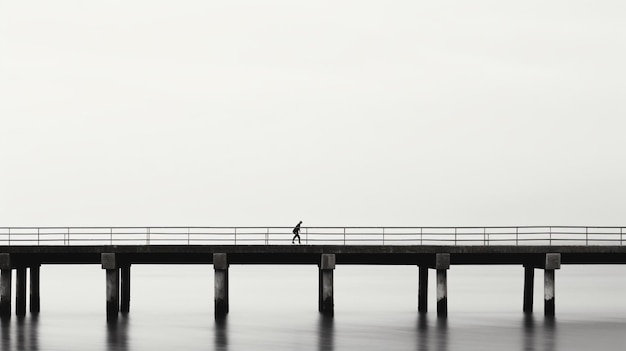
523, 266, 534, 313
102, 253, 119, 322
544, 253, 561, 316
120, 265, 131, 313
214, 253, 229, 318
30, 265, 41, 314
16, 267, 27, 317
319, 254, 335, 316
436, 254, 450, 317
0, 254, 11, 319
418, 266, 428, 313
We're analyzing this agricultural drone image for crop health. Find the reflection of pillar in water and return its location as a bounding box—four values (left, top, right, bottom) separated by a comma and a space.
317, 315, 334, 351
214, 316, 228, 350
106, 315, 129, 351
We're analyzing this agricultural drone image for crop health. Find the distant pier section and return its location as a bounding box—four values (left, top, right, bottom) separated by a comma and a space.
1, 226, 625, 321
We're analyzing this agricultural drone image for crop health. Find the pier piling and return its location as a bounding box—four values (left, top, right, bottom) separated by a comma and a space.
30, 265, 40, 314
319, 254, 335, 316
418, 266, 428, 313
214, 253, 229, 318
436, 253, 450, 317
0, 254, 11, 319
120, 265, 131, 313
102, 253, 120, 322
523, 266, 534, 313
16, 267, 27, 316
544, 253, 560, 316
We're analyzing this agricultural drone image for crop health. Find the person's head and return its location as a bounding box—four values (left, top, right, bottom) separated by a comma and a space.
299, 221, 302, 224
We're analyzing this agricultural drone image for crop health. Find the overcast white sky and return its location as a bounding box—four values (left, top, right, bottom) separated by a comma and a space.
1, 1, 625, 227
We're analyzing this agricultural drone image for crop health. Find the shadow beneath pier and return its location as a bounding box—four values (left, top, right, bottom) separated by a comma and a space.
106, 315, 130, 351
214, 316, 228, 351
317, 314, 334, 351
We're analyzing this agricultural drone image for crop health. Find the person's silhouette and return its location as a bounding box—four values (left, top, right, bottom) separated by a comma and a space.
292, 221, 302, 244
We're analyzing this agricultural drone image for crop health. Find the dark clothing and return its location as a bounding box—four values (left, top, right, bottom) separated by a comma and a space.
292, 222, 302, 244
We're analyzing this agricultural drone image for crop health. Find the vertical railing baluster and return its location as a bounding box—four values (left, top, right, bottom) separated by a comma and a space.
234, 228, 237, 245
110, 228, 113, 245
67, 227, 70, 246
343, 228, 346, 246
8, 228, 10, 246
147, 227, 150, 245
483, 228, 486, 246
586, 227, 589, 246
549, 226, 552, 246
382, 228, 385, 245
188, 227, 190, 245
454, 228, 457, 245
38, 228, 40, 246
420, 227, 423, 245
516, 227, 519, 246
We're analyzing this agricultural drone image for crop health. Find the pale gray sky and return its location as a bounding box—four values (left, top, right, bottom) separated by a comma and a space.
1, 1, 625, 226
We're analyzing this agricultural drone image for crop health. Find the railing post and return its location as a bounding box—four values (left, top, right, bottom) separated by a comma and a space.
516, 227, 519, 246
188, 228, 190, 245
37, 228, 40, 246
110, 228, 113, 245
382, 228, 385, 245
586, 227, 589, 246
147, 227, 150, 245
483, 228, 486, 246
549, 227, 552, 246
343, 228, 346, 246
7, 228, 9, 246
454, 228, 457, 245
266, 227, 269, 245
420, 227, 423, 245
234, 228, 237, 245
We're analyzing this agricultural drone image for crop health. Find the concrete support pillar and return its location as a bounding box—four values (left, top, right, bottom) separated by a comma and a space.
319, 254, 335, 316
0, 254, 11, 319
102, 253, 119, 322
544, 270, 555, 316
544, 253, 561, 317
436, 253, 450, 317
120, 265, 131, 313
16, 267, 27, 317
0, 270, 11, 319
523, 266, 534, 313
30, 265, 41, 314
418, 266, 428, 313
214, 253, 229, 318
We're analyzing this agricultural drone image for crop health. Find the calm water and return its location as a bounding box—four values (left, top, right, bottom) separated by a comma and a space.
1, 264, 625, 350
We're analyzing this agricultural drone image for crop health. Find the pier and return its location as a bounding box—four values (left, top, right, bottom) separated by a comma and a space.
1, 226, 625, 321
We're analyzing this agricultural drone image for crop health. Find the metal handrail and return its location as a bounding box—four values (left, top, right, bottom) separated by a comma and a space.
0, 226, 624, 246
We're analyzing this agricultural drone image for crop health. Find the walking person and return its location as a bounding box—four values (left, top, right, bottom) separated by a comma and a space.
292, 221, 302, 244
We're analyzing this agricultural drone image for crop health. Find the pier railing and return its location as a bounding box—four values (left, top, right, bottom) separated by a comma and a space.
0, 226, 624, 246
